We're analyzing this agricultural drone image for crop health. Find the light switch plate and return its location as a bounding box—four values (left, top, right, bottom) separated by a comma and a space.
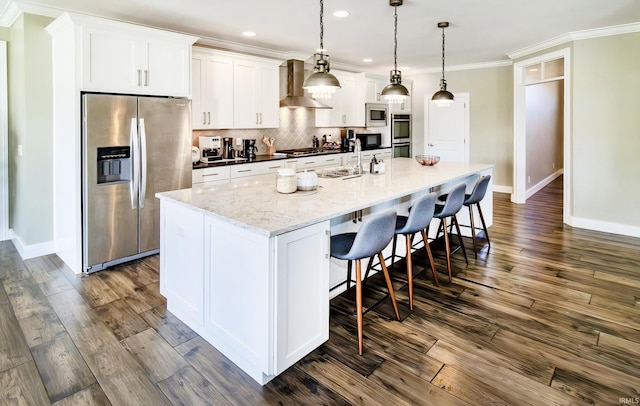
17, 145, 23, 156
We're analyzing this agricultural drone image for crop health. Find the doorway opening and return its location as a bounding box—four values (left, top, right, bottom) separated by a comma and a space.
513, 48, 571, 224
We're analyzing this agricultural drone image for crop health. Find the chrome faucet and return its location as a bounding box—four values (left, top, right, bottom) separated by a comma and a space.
354, 139, 363, 175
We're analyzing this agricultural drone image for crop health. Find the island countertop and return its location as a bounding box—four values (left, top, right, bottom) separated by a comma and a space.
156, 158, 494, 237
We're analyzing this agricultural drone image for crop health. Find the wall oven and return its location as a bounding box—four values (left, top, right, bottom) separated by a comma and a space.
391, 114, 411, 158
365, 103, 388, 127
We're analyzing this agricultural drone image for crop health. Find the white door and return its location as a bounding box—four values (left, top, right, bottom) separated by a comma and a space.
424, 93, 469, 162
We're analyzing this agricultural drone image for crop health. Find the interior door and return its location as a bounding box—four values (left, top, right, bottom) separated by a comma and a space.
425, 93, 469, 162
138, 97, 192, 253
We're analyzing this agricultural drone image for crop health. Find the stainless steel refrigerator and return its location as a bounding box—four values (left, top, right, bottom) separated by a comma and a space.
82, 93, 192, 273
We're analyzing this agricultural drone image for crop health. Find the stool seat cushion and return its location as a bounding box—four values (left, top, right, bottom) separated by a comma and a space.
434, 183, 466, 219
396, 192, 437, 235
330, 233, 357, 260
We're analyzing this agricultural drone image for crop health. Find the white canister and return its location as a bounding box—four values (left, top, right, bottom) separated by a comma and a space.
276, 168, 297, 194
297, 170, 318, 191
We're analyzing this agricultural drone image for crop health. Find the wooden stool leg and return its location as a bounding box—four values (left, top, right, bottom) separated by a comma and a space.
421, 229, 439, 287
477, 203, 491, 248
355, 259, 363, 355
379, 252, 400, 320
442, 218, 453, 282
468, 205, 478, 259
405, 234, 413, 310
453, 216, 468, 265
391, 234, 398, 264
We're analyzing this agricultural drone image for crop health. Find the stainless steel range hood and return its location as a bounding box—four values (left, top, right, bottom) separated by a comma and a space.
280, 59, 331, 109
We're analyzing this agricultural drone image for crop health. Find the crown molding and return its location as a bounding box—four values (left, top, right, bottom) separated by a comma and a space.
1, 0, 66, 26
0, 1, 21, 27
508, 22, 640, 60
405, 59, 512, 76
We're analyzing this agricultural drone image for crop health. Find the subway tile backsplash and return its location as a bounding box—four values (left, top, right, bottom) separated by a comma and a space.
193, 109, 345, 153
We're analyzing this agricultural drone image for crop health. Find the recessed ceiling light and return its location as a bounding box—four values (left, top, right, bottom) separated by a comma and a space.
363, 58, 372, 63
333, 10, 349, 18
242, 31, 257, 37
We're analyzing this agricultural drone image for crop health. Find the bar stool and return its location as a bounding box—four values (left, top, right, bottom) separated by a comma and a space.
433, 183, 468, 281
330, 209, 400, 355
391, 192, 439, 310
438, 175, 492, 258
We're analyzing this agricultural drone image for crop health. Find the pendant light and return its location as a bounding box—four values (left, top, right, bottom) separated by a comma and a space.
432, 21, 454, 106
303, 0, 341, 99
381, 0, 409, 104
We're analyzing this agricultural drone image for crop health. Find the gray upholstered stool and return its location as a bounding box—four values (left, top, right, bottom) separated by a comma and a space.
438, 175, 492, 258
330, 209, 400, 355
391, 192, 439, 309
434, 183, 468, 281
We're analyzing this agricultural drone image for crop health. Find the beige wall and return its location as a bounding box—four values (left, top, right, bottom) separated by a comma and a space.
0, 27, 9, 40
8, 13, 54, 245
572, 32, 640, 226
525, 80, 564, 188
408, 65, 514, 188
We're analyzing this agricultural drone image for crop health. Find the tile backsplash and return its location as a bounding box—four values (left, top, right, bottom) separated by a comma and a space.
193, 109, 347, 153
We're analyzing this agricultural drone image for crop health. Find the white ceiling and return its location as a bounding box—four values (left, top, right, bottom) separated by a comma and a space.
2, 0, 640, 74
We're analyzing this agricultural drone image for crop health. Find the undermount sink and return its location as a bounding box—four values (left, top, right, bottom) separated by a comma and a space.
317, 166, 360, 179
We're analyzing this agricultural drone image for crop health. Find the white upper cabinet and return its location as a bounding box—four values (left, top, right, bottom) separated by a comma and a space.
192, 51, 234, 129
52, 14, 199, 97
192, 48, 280, 130
315, 71, 360, 127
363, 74, 388, 103
233, 59, 280, 129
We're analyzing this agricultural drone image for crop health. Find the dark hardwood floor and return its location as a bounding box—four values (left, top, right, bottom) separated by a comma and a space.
2, 177, 640, 405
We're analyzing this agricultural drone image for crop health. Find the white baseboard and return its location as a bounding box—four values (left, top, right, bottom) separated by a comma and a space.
9, 229, 55, 260
525, 170, 563, 199
493, 184, 512, 194
566, 216, 640, 238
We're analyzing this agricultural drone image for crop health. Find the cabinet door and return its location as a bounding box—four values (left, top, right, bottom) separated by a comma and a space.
83, 28, 139, 92
205, 55, 234, 129
234, 60, 279, 129
257, 64, 280, 128
274, 221, 330, 374
145, 39, 191, 96
191, 54, 205, 129
340, 75, 359, 126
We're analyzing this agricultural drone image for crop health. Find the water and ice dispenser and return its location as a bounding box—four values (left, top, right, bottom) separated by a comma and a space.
96, 146, 131, 184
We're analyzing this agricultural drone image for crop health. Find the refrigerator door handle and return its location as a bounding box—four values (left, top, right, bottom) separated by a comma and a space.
139, 118, 148, 209
130, 118, 139, 209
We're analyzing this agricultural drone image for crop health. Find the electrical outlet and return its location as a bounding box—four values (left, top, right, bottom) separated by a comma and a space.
235, 138, 242, 146
17, 145, 23, 156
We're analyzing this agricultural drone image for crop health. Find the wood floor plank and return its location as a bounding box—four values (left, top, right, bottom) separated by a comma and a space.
0, 304, 32, 373
93, 299, 150, 340
297, 350, 412, 406
0, 361, 51, 405
71, 273, 120, 309
157, 366, 234, 406
36, 269, 75, 297
0, 255, 31, 284
3, 277, 52, 320
31, 333, 97, 403
97, 269, 165, 313
0, 282, 7, 305
120, 328, 189, 382
366, 357, 469, 405
52, 383, 112, 406
48, 288, 172, 406
18, 306, 67, 348
139, 305, 198, 347
550, 367, 634, 405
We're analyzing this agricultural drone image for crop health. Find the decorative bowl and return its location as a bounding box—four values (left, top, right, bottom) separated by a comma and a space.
415, 155, 440, 166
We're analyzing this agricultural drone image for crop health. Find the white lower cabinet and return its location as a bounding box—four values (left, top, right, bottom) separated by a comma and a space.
192, 166, 231, 185
160, 198, 329, 384
230, 160, 285, 179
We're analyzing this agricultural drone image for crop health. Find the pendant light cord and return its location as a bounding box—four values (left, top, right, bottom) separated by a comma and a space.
319, 0, 324, 58
440, 25, 446, 86
393, 5, 398, 71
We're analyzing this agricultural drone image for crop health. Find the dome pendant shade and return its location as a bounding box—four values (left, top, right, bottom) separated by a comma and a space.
303, 0, 341, 99
303, 55, 341, 99
382, 0, 409, 104
381, 69, 408, 104
432, 21, 454, 106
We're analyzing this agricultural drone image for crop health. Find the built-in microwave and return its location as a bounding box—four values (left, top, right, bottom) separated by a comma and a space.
365, 103, 388, 127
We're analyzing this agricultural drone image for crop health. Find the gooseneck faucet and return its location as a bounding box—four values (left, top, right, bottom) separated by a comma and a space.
355, 139, 363, 175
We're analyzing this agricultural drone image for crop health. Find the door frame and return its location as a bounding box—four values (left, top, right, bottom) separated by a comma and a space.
423, 92, 470, 162
0, 41, 8, 241
513, 47, 571, 223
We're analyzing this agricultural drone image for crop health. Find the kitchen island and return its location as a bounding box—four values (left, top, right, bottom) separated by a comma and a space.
156, 158, 493, 385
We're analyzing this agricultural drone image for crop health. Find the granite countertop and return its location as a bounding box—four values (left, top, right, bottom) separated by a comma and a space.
158, 159, 493, 237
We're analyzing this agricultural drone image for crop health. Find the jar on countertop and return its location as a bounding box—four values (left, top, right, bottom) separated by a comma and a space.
276, 168, 297, 194
297, 170, 318, 191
